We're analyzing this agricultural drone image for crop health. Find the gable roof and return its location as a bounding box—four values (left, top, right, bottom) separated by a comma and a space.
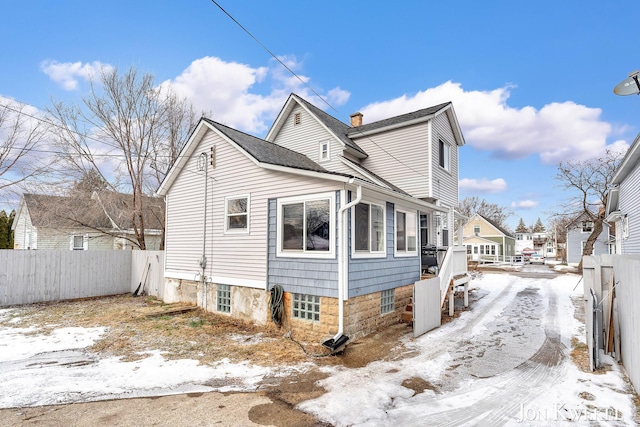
265, 94, 368, 158
266, 94, 466, 160
19, 192, 164, 231
472, 213, 514, 238
203, 119, 334, 174
347, 101, 465, 147
21, 193, 112, 229
93, 191, 165, 231
158, 117, 356, 196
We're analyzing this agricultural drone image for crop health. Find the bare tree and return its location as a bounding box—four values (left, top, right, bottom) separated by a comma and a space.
47, 66, 196, 249
555, 148, 625, 268
458, 196, 513, 232
0, 100, 47, 197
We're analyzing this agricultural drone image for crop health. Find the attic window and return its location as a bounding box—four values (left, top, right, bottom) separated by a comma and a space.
473, 225, 480, 236
294, 112, 301, 125
319, 141, 330, 161
582, 221, 593, 233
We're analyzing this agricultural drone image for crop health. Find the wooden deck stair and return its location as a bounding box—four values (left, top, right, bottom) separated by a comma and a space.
402, 298, 413, 323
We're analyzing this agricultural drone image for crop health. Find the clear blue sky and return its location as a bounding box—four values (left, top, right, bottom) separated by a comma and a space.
2, 0, 640, 230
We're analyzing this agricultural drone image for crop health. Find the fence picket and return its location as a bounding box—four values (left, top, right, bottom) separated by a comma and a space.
0, 250, 164, 306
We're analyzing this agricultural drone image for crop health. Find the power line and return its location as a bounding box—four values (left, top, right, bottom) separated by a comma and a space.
208, 0, 430, 179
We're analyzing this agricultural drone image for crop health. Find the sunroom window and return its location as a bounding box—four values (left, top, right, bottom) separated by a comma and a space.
354, 202, 385, 255
277, 192, 335, 257
396, 210, 417, 255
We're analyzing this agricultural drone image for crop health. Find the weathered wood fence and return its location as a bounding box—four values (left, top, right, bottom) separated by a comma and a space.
583, 254, 640, 394
0, 250, 164, 306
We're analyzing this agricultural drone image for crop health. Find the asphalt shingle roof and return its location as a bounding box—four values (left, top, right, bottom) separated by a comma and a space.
348, 102, 452, 135
204, 118, 351, 177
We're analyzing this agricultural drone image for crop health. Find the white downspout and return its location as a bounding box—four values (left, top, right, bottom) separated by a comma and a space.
335, 183, 362, 339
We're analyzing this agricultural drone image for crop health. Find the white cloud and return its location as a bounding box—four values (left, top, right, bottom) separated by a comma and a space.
360, 81, 614, 164
41, 60, 113, 90
459, 177, 507, 194
511, 200, 539, 209
159, 55, 350, 135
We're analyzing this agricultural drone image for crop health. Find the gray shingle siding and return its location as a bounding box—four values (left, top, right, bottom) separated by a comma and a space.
348, 202, 420, 297
267, 196, 420, 299
267, 196, 340, 297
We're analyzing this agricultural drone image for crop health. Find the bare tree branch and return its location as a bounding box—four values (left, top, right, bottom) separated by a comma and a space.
554, 148, 626, 268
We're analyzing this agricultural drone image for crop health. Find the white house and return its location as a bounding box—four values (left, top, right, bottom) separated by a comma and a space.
157, 93, 467, 342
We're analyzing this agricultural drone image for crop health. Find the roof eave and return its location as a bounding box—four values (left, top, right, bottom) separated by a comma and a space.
157, 119, 213, 196
612, 132, 640, 184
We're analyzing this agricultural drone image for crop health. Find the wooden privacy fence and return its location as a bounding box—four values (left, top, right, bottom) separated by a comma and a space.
583, 254, 640, 394
0, 250, 164, 306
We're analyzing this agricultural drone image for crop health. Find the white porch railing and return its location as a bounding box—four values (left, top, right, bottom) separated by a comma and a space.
413, 246, 469, 337
439, 246, 469, 307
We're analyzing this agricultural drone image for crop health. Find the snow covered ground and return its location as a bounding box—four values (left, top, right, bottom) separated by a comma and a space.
0, 273, 637, 426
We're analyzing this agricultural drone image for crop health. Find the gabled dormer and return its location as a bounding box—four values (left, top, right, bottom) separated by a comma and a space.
265, 94, 368, 175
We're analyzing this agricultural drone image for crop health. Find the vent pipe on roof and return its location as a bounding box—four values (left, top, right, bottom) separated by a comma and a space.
350, 112, 363, 127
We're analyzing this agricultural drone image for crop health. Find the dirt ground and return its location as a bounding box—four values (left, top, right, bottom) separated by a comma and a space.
0, 295, 425, 426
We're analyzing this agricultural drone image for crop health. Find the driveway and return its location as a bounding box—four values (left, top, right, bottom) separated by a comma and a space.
0, 272, 637, 426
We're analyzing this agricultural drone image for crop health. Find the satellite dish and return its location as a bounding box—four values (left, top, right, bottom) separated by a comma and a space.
614, 70, 640, 96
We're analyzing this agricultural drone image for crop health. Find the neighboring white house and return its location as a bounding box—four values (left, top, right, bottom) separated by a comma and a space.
515, 230, 557, 258
12, 192, 164, 251
157, 93, 467, 341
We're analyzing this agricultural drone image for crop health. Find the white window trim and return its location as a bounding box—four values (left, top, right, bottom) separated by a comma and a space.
70, 234, 88, 251
276, 192, 336, 259
623, 215, 629, 239
351, 201, 387, 259
395, 208, 418, 257
224, 194, 250, 234
439, 139, 451, 172
318, 140, 331, 162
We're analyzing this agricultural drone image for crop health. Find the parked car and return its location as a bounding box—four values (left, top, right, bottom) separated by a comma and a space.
530, 254, 545, 264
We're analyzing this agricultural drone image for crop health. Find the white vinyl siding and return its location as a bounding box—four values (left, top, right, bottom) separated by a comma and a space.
224, 195, 249, 233
11, 207, 34, 250
354, 122, 430, 198
164, 129, 341, 287
269, 105, 352, 174
431, 113, 459, 207
619, 163, 640, 254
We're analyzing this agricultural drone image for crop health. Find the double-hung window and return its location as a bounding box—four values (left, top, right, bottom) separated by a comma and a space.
395, 209, 417, 256
277, 192, 335, 258
319, 141, 330, 162
225, 196, 249, 233
439, 139, 451, 171
353, 202, 385, 257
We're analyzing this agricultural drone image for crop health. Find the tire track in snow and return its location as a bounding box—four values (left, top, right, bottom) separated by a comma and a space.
406, 278, 566, 426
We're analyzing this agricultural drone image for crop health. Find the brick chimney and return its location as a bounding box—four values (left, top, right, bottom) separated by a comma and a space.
350, 112, 363, 127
